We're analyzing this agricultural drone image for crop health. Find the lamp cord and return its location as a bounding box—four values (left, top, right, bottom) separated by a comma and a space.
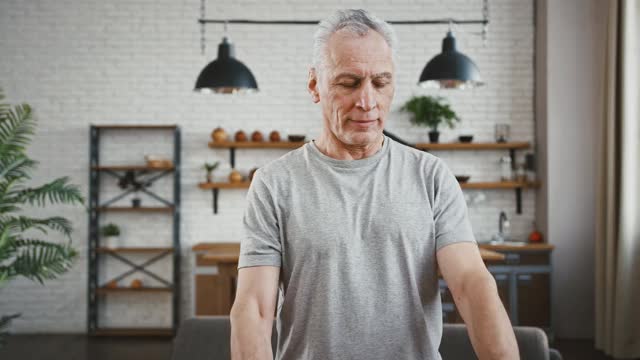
200, 0, 206, 55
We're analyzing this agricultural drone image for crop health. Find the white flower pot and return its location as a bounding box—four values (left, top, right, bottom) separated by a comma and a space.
104, 235, 120, 249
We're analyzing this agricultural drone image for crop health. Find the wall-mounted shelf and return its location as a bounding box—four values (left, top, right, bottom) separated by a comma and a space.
208, 140, 306, 168
198, 179, 541, 214
201, 132, 539, 214
198, 181, 251, 213
415, 141, 530, 150
418, 141, 536, 214
198, 181, 252, 189
208, 140, 306, 149
417, 142, 530, 177
461, 181, 540, 189
199, 180, 540, 190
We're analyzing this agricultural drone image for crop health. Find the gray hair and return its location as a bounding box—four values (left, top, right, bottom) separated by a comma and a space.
312, 9, 398, 71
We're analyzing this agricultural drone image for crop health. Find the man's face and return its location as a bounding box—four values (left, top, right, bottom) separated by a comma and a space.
308, 29, 395, 147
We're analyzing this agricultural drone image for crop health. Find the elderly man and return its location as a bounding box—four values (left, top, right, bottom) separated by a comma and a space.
230, 9, 519, 360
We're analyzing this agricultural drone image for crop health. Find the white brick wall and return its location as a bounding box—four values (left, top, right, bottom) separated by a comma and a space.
0, 0, 535, 333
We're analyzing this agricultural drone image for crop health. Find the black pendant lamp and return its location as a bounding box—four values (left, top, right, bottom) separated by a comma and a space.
418, 31, 484, 89
194, 37, 258, 94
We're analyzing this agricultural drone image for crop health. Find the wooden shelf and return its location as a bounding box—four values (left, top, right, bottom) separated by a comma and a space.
416, 142, 530, 150
97, 247, 174, 254
196, 180, 540, 215
96, 206, 174, 213
97, 286, 174, 294
198, 181, 251, 189
208, 140, 306, 149
88, 124, 181, 336
93, 124, 177, 130
203, 135, 539, 215
197, 181, 539, 191
92, 327, 174, 337
460, 181, 541, 189
92, 165, 174, 171
479, 243, 555, 251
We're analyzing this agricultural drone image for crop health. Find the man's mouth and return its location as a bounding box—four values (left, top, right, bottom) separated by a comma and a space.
351, 119, 377, 123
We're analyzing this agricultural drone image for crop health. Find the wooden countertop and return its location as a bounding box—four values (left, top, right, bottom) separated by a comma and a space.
195, 243, 507, 263
479, 248, 506, 261
479, 243, 555, 252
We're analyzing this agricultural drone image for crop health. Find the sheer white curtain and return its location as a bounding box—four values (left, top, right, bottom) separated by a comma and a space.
594, 0, 640, 358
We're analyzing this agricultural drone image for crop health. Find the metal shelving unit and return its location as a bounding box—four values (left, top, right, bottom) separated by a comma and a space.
87, 125, 181, 336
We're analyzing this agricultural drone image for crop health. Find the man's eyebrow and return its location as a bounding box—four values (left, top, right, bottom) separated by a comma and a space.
372, 72, 393, 81
333, 72, 393, 81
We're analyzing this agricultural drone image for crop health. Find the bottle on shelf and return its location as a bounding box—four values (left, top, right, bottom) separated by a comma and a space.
525, 153, 537, 182
528, 221, 544, 243
516, 163, 527, 182
499, 156, 513, 181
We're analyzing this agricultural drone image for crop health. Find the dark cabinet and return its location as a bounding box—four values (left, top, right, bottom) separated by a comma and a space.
517, 273, 551, 327
441, 244, 554, 335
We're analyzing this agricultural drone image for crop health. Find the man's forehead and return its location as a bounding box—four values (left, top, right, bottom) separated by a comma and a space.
323, 29, 394, 77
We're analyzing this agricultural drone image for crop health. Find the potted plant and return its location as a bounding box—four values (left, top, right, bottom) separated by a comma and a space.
400, 95, 460, 143
100, 223, 121, 248
0, 88, 84, 347
203, 161, 220, 183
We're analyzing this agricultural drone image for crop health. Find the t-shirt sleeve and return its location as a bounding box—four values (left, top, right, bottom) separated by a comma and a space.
238, 170, 282, 269
433, 159, 477, 251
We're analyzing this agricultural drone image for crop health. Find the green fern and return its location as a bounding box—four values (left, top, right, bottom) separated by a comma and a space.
0, 88, 84, 347
3, 236, 78, 284
0, 100, 35, 156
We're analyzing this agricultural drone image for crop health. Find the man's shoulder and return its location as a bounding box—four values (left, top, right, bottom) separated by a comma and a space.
254, 143, 308, 185
387, 136, 442, 168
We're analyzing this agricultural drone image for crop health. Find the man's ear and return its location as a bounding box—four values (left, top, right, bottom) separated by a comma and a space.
307, 68, 321, 103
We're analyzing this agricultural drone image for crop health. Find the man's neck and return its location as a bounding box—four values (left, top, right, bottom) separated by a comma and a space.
313, 131, 384, 160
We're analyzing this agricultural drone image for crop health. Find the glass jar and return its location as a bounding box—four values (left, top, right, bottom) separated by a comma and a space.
495, 124, 510, 143
516, 163, 527, 182
500, 156, 513, 181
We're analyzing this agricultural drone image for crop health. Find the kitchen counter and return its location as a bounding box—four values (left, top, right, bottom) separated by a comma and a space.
479, 243, 555, 252
191, 242, 507, 317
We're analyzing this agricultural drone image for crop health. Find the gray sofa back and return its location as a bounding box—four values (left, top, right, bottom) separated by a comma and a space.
171, 316, 559, 360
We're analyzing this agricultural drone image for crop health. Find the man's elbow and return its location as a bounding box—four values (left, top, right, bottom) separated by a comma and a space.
230, 301, 274, 333
458, 268, 498, 301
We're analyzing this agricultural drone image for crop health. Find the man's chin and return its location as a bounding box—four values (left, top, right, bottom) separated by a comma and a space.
343, 130, 382, 146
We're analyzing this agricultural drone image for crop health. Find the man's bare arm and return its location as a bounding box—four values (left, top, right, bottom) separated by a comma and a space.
230, 266, 280, 360
437, 242, 519, 359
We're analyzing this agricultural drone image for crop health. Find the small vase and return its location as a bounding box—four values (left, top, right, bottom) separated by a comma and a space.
428, 130, 440, 143
132, 198, 141, 207
206, 173, 213, 183
104, 236, 120, 248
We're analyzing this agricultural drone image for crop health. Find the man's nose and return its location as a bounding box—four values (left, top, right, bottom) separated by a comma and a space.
355, 82, 377, 111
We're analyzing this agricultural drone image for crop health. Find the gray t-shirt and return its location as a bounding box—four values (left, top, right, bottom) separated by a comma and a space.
239, 135, 476, 360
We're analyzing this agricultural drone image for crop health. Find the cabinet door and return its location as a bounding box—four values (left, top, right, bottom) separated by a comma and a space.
517, 273, 550, 327
195, 274, 232, 315
493, 273, 510, 317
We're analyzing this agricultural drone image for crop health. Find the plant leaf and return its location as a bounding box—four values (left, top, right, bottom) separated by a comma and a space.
15, 177, 84, 207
